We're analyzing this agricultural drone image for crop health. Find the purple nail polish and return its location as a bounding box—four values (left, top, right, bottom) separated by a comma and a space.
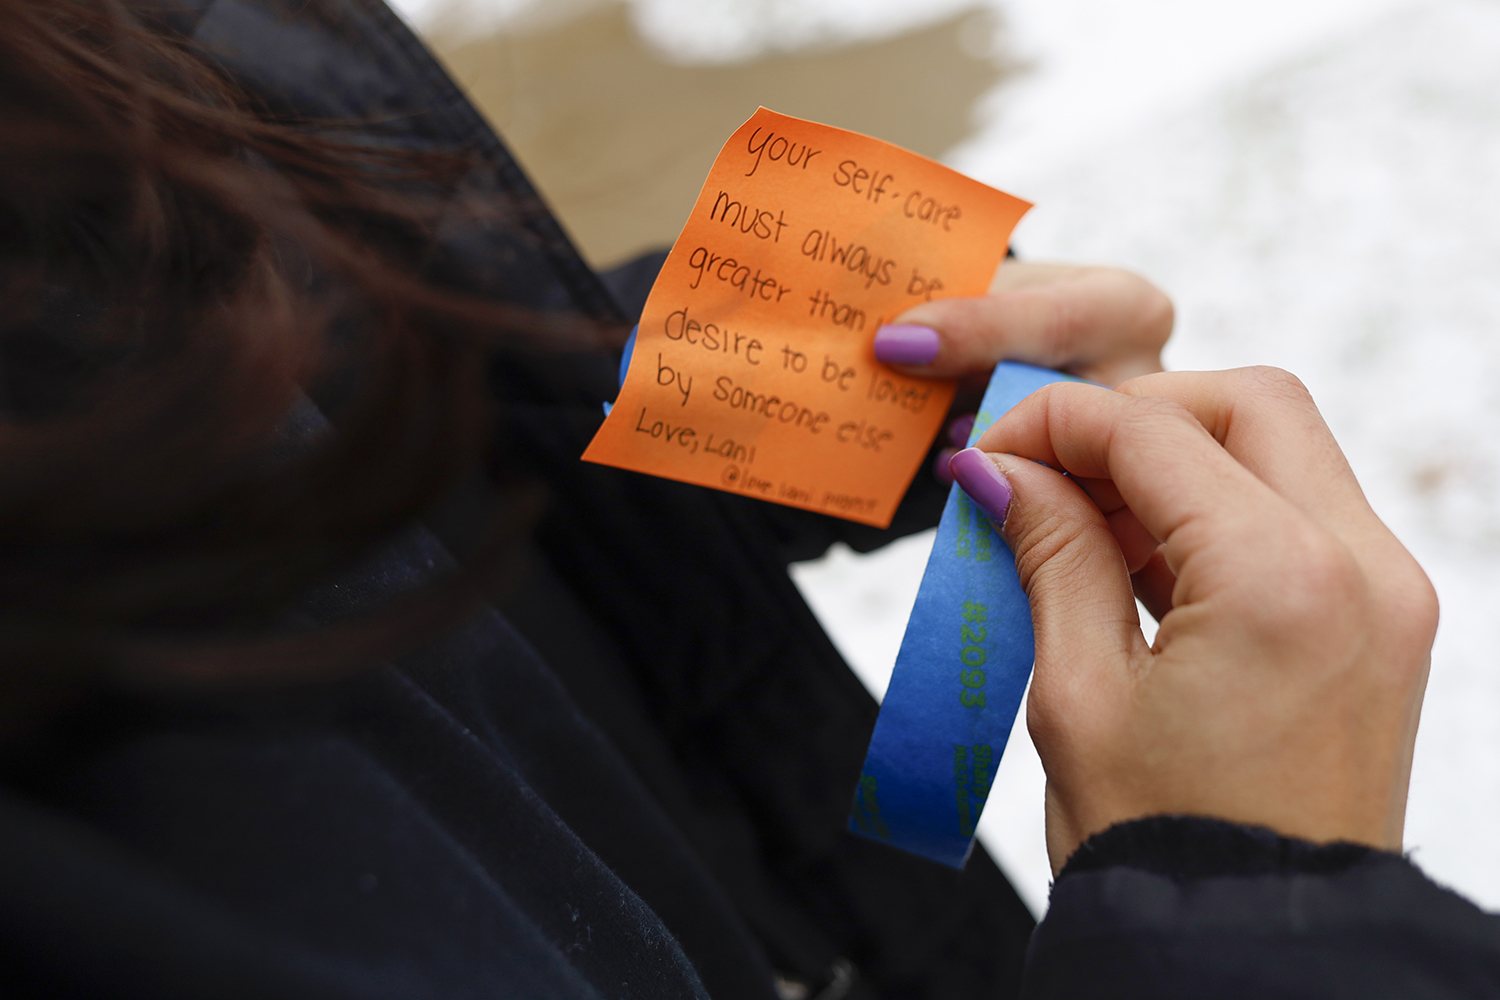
933, 447, 957, 486
949, 413, 976, 448
873, 324, 940, 366
949, 448, 1013, 525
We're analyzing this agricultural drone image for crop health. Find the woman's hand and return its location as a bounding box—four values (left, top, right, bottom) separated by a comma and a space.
873, 260, 1174, 389
947, 368, 1438, 872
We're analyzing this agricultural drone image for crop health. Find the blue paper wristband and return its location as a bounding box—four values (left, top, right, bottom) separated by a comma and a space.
849, 361, 1081, 868
609, 338, 1074, 868
601, 326, 639, 417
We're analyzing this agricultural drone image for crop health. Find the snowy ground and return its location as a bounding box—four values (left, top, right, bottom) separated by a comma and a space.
391, 0, 1500, 918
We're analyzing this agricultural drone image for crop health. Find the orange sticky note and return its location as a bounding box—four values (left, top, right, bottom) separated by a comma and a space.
582, 108, 1031, 528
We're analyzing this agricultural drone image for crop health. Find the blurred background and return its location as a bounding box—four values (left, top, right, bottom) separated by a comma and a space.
389, 0, 1500, 917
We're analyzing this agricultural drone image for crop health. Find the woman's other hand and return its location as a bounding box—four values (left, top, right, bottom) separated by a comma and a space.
948, 368, 1438, 872
873, 261, 1174, 389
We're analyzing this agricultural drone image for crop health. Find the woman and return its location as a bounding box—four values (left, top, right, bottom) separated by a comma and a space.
0, 0, 1167, 997
7, 0, 1485, 997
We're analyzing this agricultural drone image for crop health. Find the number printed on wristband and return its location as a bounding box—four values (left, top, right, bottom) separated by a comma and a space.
960, 601, 988, 707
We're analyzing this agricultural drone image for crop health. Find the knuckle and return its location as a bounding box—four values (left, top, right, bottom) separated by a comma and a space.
1384, 556, 1441, 654
1010, 503, 1098, 595
1044, 290, 1083, 363
1133, 280, 1175, 350
1239, 365, 1316, 408
1110, 371, 1165, 398
1255, 525, 1369, 646
1301, 534, 1366, 606
1113, 394, 1200, 439
1090, 268, 1174, 349
1129, 394, 1195, 422
1411, 570, 1441, 642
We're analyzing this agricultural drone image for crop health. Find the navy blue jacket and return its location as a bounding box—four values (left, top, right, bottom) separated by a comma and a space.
0, 2, 1030, 998
1029, 817, 1500, 998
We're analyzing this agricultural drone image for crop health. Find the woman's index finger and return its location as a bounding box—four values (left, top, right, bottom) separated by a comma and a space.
1116, 368, 1374, 530
975, 380, 1280, 553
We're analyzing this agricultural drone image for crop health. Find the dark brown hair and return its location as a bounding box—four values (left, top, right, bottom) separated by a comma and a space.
0, 0, 575, 735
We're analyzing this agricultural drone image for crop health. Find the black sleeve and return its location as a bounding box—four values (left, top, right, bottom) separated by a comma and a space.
1022, 815, 1500, 999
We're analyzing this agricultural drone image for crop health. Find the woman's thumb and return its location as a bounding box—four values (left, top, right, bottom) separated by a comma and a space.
947, 449, 1144, 701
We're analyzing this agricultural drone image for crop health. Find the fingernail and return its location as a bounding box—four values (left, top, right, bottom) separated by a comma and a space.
933, 447, 957, 486
873, 324, 940, 366
949, 448, 1013, 525
949, 413, 976, 448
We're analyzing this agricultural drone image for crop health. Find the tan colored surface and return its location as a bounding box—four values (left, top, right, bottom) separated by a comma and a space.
429, 3, 1015, 268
